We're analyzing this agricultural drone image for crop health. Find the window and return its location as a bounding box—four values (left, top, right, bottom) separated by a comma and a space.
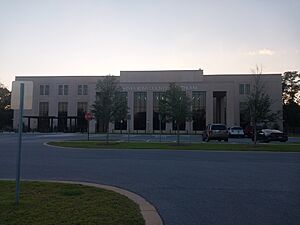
77, 102, 88, 132
58, 102, 68, 113
58, 102, 68, 132
83, 85, 88, 95
78, 85, 88, 95
40, 85, 44, 95
58, 85, 63, 95
40, 85, 49, 95
39, 102, 49, 116
77, 102, 88, 115
153, 92, 166, 130
58, 85, 68, 95
245, 84, 250, 94
64, 85, 68, 95
38, 102, 49, 132
78, 85, 82, 95
239, 84, 250, 95
114, 92, 128, 130
134, 92, 147, 130
239, 84, 245, 94
192, 91, 206, 131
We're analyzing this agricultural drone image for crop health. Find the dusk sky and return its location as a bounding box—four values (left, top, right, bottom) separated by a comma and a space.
1, 0, 299, 89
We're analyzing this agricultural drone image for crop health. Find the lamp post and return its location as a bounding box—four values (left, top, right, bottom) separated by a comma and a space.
146, 120, 149, 134
120, 120, 123, 134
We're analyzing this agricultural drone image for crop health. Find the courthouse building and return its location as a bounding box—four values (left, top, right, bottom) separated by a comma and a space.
13, 69, 282, 133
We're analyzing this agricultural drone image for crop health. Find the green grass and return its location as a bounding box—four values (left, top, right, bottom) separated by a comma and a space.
0, 181, 145, 225
288, 133, 300, 137
48, 141, 300, 152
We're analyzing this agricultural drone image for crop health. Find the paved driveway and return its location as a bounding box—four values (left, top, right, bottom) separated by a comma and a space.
1, 133, 300, 225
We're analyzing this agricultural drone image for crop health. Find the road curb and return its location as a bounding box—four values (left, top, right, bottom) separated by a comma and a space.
1, 179, 164, 225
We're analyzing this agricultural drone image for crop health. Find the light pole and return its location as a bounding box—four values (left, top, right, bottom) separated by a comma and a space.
15, 83, 24, 205
146, 120, 149, 134
120, 120, 123, 134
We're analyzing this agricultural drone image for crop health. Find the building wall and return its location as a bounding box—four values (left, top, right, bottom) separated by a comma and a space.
13, 70, 283, 133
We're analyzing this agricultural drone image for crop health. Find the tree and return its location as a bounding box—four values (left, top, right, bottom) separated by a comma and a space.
282, 71, 300, 133
159, 83, 192, 144
92, 76, 128, 143
0, 83, 12, 130
244, 67, 278, 144
282, 71, 300, 104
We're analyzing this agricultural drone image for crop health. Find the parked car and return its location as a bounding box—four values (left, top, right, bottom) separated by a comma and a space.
202, 124, 228, 142
252, 129, 288, 143
228, 126, 244, 138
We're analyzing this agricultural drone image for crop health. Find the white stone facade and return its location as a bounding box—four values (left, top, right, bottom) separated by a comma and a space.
13, 70, 283, 133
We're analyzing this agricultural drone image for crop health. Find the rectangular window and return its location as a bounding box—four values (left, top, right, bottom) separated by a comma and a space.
245, 84, 250, 94
239, 84, 245, 95
58, 102, 68, 113
77, 102, 88, 132
78, 85, 83, 95
192, 91, 206, 131
239, 102, 248, 128
240, 84, 250, 95
64, 85, 68, 95
58, 102, 68, 132
114, 92, 128, 130
58, 85, 63, 95
40, 85, 50, 95
78, 85, 88, 95
59, 85, 68, 95
45, 85, 49, 95
77, 102, 88, 115
153, 92, 166, 130
40, 85, 44, 95
83, 85, 88, 95
134, 92, 147, 130
39, 102, 49, 116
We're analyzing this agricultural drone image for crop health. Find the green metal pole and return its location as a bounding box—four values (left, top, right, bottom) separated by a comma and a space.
16, 83, 24, 205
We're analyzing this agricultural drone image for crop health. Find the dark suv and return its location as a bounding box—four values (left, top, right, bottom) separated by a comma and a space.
202, 124, 229, 142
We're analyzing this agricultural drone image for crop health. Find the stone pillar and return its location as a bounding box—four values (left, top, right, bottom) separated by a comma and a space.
206, 90, 213, 125
89, 120, 96, 133
146, 91, 153, 133
226, 89, 235, 127
166, 122, 172, 134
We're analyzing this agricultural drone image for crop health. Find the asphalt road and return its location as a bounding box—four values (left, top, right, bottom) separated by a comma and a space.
0, 133, 300, 225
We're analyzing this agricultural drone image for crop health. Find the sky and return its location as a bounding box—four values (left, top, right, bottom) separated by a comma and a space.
0, 0, 299, 90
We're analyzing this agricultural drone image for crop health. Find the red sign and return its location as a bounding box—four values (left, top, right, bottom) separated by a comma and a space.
85, 112, 93, 121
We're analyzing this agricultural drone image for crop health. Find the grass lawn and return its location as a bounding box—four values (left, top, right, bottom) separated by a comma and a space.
0, 181, 144, 225
48, 141, 300, 152
288, 133, 300, 137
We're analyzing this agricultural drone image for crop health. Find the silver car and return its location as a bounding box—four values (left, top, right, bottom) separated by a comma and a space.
202, 124, 229, 142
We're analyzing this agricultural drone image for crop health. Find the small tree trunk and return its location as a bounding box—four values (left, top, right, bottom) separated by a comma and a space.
253, 123, 257, 145
177, 125, 180, 145
106, 125, 109, 144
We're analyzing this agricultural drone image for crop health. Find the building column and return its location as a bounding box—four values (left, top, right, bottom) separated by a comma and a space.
89, 120, 96, 133
226, 89, 235, 127
206, 90, 213, 125
146, 91, 153, 133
